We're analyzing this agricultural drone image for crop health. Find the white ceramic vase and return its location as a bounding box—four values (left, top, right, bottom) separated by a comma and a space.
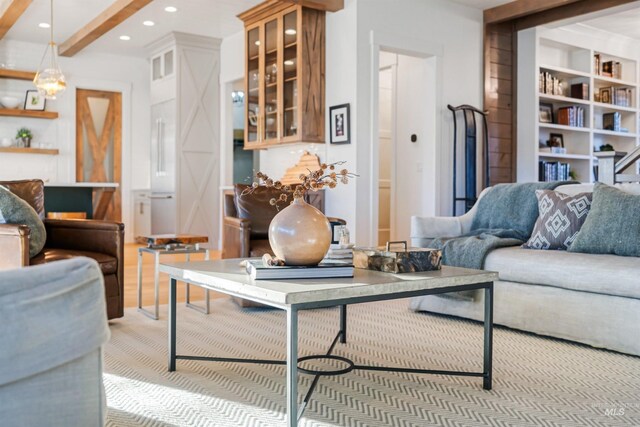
268, 197, 331, 266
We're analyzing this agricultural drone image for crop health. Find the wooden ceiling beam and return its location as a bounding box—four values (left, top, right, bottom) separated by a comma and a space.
59, 0, 153, 57
0, 0, 32, 40
513, 0, 640, 30
484, 0, 582, 24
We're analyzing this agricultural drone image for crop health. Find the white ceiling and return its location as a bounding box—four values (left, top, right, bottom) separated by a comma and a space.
579, 5, 640, 41
4, 0, 261, 57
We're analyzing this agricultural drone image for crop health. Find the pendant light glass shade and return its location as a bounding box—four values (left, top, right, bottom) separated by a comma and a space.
34, 0, 66, 100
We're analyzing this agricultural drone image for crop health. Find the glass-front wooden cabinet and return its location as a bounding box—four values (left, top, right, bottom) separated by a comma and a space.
240, 4, 325, 150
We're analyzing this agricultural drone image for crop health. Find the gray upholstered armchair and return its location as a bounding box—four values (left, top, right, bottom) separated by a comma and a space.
0, 257, 110, 426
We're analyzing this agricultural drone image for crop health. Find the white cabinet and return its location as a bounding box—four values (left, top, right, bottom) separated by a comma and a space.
133, 190, 151, 238
518, 26, 640, 183
151, 48, 175, 82
146, 32, 221, 246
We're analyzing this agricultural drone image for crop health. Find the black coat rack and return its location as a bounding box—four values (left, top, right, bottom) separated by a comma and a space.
448, 104, 489, 216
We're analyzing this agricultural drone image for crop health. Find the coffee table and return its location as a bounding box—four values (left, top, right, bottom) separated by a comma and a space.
160, 259, 498, 426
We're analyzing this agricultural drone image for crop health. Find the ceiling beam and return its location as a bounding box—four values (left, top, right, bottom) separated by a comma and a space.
0, 0, 32, 40
484, 0, 582, 24
59, 0, 153, 57
513, 0, 640, 30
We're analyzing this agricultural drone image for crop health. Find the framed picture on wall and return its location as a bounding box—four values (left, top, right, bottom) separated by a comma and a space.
329, 103, 350, 144
539, 103, 553, 123
548, 133, 564, 148
599, 87, 612, 104
24, 90, 46, 111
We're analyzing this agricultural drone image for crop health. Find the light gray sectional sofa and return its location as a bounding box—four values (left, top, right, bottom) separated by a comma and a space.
0, 257, 110, 426
410, 183, 640, 357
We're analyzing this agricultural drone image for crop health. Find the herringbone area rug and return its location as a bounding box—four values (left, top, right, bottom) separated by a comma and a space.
104, 298, 640, 427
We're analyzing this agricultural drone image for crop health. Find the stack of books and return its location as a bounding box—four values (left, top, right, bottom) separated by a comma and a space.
245, 259, 354, 280
556, 106, 585, 127
539, 161, 571, 181
603, 112, 622, 132
325, 243, 354, 261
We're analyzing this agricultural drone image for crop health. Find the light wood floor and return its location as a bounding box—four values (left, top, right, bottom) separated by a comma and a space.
123, 243, 225, 308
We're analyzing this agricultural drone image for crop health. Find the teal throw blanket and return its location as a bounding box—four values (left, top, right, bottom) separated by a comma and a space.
431, 181, 575, 299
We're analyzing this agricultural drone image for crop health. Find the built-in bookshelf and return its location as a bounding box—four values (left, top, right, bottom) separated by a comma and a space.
518, 29, 640, 183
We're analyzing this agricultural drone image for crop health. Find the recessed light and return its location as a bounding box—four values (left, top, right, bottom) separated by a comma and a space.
254, 40, 260, 46
164, 6, 177, 12
38, 22, 50, 28
143, 20, 155, 26
284, 60, 294, 66
285, 28, 296, 35
120, 35, 131, 41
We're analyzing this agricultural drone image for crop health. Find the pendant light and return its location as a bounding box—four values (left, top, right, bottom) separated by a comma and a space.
34, 0, 66, 99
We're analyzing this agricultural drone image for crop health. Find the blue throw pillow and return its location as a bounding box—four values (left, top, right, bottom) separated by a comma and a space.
0, 185, 46, 257
569, 182, 640, 257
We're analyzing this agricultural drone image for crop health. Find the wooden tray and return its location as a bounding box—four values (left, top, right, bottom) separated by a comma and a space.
353, 241, 441, 273
135, 234, 208, 246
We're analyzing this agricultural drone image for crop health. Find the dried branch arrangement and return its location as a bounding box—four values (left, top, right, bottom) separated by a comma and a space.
242, 161, 357, 209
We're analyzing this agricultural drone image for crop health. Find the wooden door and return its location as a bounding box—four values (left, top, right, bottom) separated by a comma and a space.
76, 89, 122, 221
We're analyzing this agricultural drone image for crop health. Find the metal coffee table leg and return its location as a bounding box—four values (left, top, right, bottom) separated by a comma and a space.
483, 283, 493, 390
340, 305, 347, 343
136, 249, 143, 311
137, 249, 160, 320
185, 250, 211, 315
168, 278, 177, 371
287, 308, 299, 426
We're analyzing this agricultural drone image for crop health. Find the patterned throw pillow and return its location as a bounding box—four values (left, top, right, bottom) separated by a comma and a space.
522, 189, 592, 250
0, 185, 46, 257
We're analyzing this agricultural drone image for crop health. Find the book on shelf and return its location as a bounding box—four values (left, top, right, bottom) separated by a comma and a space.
556, 106, 584, 127
600, 86, 632, 107
538, 71, 564, 96
602, 112, 621, 132
594, 54, 600, 76
570, 83, 589, 100
245, 259, 354, 280
600, 60, 622, 79
539, 161, 571, 182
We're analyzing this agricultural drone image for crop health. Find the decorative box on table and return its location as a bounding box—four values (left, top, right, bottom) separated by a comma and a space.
353, 241, 441, 273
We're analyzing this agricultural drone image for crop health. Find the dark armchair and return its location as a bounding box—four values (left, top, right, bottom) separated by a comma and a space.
222, 184, 345, 307
222, 184, 344, 259
0, 180, 124, 320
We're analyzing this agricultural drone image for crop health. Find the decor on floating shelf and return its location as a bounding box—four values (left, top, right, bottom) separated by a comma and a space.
329, 103, 350, 144
16, 128, 32, 148
34, 0, 66, 99
24, 90, 46, 111
243, 162, 357, 266
599, 87, 611, 104
548, 133, 564, 148
539, 103, 553, 123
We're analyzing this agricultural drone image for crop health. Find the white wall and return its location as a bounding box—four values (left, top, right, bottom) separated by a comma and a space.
354, 0, 483, 245
0, 39, 150, 242
218, 0, 483, 245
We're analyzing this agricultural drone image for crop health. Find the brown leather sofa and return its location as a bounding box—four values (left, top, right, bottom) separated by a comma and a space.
0, 179, 124, 320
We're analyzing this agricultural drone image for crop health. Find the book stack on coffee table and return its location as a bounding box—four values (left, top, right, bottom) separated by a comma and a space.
325, 243, 354, 262
245, 259, 354, 280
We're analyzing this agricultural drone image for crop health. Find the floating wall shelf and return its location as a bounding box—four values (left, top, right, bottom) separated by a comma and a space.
0, 147, 59, 155
0, 69, 36, 81
0, 109, 58, 119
